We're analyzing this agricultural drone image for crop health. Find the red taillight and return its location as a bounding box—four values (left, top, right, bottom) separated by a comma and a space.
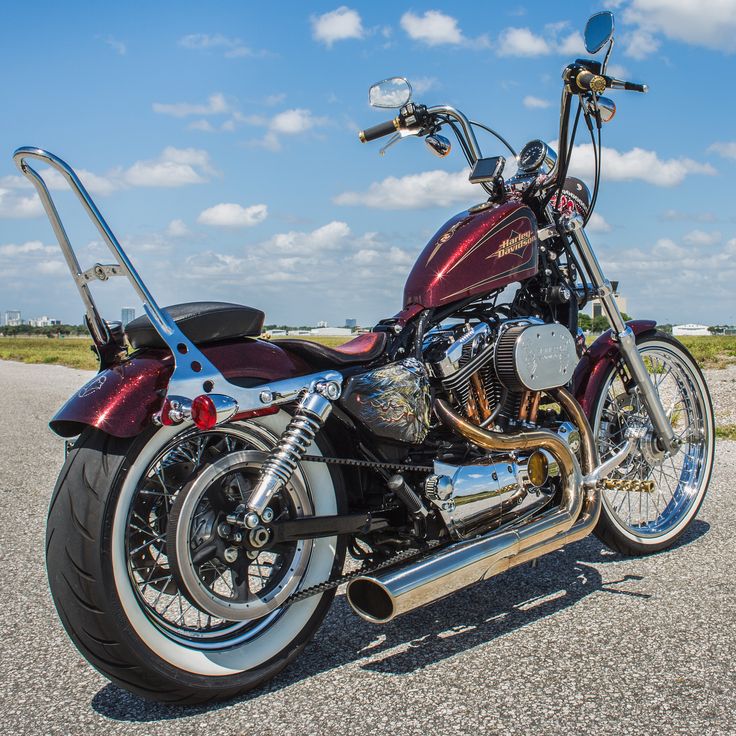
191, 394, 218, 430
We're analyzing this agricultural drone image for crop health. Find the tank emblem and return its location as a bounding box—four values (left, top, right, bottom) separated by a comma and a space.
426, 219, 467, 265
489, 229, 534, 260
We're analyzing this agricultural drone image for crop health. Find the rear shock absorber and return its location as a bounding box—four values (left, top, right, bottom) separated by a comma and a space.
243, 382, 340, 519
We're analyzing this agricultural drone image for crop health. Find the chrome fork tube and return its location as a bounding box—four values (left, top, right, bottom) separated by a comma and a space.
568, 220, 679, 455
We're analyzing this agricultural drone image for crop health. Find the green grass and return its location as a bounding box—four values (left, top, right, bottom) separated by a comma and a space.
0, 336, 99, 370
0, 334, 353, 371
716, 425, 736, 441
2, 333, 734, 371
678, 336, 736, 370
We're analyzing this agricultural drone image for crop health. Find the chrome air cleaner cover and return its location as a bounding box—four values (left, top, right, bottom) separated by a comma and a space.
494, 322, 577, 391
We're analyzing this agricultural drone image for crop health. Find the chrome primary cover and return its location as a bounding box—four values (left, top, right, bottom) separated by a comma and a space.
425, 455, 551, 539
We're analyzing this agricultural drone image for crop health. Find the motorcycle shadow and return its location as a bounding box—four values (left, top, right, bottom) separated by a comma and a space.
91, 520, 709, 722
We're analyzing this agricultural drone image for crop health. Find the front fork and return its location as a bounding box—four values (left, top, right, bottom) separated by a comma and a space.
567, 216, 680, 457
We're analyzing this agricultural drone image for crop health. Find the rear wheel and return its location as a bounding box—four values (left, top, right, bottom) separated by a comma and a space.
591, 333, 714, 555
46, 413, 345, 703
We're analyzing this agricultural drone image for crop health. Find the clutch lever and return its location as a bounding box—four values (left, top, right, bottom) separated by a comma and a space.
379, 132, 402, 156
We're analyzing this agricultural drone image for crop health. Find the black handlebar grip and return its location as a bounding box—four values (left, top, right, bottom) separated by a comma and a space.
359, 118, 399, 143
576, 70, 607, 94
624, 81, 648, 93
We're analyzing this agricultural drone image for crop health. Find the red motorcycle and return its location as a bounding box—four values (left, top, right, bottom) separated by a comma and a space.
20, 11, 713, 703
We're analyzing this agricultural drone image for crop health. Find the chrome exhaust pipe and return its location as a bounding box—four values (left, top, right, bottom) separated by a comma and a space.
346, 388, 600, 624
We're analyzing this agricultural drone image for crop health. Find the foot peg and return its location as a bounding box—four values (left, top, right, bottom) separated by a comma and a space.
603, 478, 655, 493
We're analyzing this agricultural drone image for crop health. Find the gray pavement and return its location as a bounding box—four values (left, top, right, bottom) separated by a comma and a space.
0, 358, 734, 736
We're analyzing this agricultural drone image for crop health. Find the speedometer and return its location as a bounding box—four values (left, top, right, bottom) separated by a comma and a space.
517, 139, 556, 174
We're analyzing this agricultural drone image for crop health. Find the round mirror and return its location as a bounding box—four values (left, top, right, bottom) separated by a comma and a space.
369, 77, 413, 109
584, 11, 614, 54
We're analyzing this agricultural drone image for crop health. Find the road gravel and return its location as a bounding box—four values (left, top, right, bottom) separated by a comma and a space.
0, 359, 734, 736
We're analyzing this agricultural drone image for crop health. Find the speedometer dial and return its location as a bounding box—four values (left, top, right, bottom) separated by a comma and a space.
518, 139, 555, 173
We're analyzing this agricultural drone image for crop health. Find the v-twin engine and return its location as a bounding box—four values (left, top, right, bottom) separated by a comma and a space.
421, 319, 579, 538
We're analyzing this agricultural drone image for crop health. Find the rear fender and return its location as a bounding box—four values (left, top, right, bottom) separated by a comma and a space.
572, 320, 657, 417
50, 339, 311, 438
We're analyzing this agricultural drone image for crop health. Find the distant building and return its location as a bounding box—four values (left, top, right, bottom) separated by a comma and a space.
121, 307, 136, 326
29, 316, 61, 327
586, 294, 628, 321
673, 324, 710, 336
345, 318, 357, 329
4, 310, 21, 326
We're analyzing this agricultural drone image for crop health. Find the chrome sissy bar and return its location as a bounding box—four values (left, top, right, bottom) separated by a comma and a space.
12, 147, 342, 421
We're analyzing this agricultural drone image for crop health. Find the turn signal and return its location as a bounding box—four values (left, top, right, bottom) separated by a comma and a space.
527, 450, 549, 487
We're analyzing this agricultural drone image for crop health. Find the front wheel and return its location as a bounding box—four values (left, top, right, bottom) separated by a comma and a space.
590, 332, 715, 555
46, 414, 345, 703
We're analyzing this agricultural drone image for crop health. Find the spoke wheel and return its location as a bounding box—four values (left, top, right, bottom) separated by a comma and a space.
591, 333, 714, 554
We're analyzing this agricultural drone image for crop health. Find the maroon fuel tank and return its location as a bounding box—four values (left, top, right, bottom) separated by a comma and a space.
50, 339, 311, 438
403, 201, 538, 308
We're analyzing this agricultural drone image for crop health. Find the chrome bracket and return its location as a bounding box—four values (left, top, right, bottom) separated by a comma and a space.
78, 263, 124, 284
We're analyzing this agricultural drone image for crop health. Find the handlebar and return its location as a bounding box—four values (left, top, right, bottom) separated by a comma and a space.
568, 66, 648, 95
359, 118, 399, 143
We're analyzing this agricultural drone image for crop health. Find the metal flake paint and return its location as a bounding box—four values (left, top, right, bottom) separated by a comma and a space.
572, 320, 657, 417
403, 201, 539, 308
50, 339, 311, 438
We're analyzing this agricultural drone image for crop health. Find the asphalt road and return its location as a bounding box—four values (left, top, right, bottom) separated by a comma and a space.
1, 359, 734, 736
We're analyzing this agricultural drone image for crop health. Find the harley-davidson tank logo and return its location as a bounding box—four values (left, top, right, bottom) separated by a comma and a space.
488, 229, 534, 259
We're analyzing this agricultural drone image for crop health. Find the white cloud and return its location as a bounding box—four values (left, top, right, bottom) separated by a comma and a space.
123, 147, 215, 187
623, 27, 660, 59
400, 10, 488, 47
165, 219, 189, 238
311, 7, 364, 47
271, 108, 320, 134
188, 119, 216, 132
335, 168, 478, 209
586, 213, 612, 233
179, 221, 416, 324
0, 188, 44, 218
249, 108, 328, 151
557, 31, 586, 55
682, 229, 721, 247
497, 27, 550, 56
622, 0, 736, 53
0, 240, 55, 256
153, 93, 229, 118
523, 95, 551, 109
411, 77, 438, 95
598, 232, 736, 323
565, 142, 716, 187
102, 35, 126, 55
197, 203, 268, 228
177, 33, 265, 58
708, 141, 736, 160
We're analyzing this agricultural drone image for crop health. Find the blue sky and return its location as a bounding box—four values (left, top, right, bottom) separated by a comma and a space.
1, 0, 734, 327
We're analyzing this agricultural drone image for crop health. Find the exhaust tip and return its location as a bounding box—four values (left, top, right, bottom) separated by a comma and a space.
346, 578, 395, 623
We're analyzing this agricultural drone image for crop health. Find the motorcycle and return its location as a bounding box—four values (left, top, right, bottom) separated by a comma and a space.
20, 11, 713, 703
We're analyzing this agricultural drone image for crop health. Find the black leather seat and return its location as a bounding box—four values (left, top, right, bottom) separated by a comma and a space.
125, 302, 265, 350
277, 332, 387, 368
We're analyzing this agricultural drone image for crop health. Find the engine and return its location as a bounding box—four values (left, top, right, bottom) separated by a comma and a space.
423, 318, 578, 427
421, 318, 579, 538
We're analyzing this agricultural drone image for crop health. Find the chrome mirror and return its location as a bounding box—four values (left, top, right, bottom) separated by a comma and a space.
369, 77, 412, 108
588, 96, 616, 123
425, 134, 451, 158
584, 11, 614, 54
